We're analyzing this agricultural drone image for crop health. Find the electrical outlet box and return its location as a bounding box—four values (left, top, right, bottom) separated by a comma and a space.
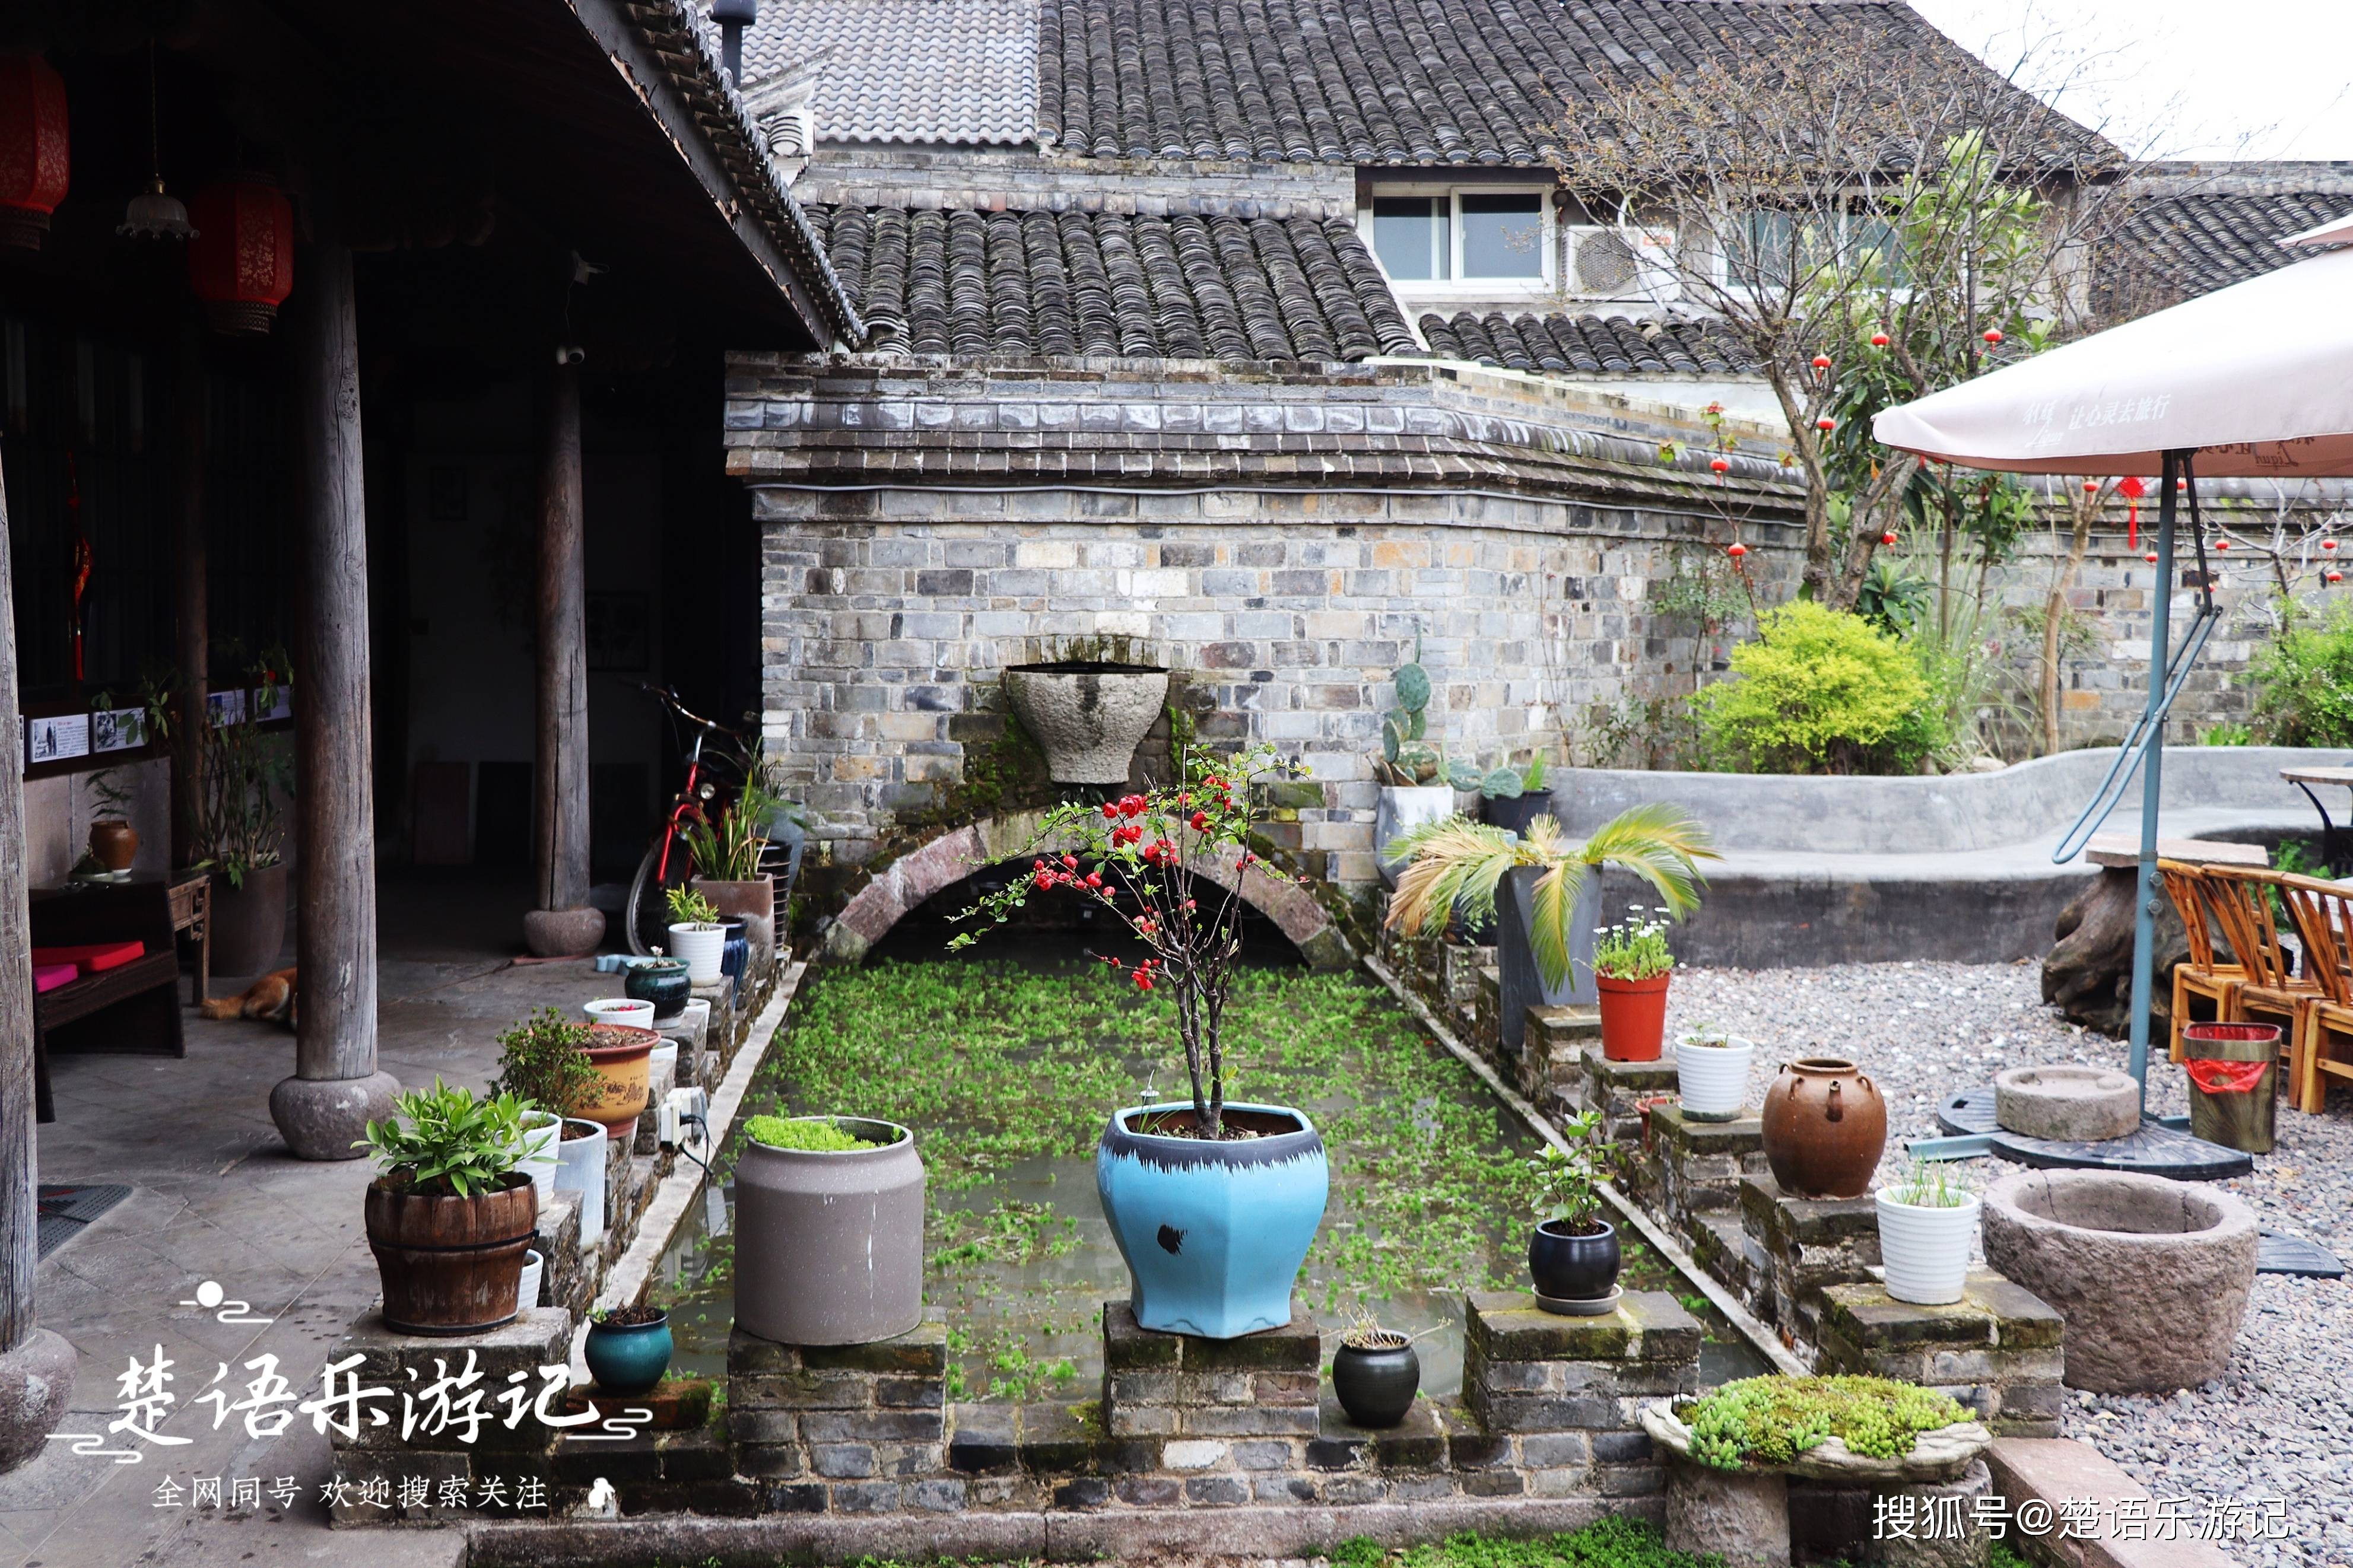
659, 1086, 710, 1150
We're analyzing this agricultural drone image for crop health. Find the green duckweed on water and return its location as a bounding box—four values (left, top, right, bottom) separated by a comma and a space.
658, 956, 1716, 1401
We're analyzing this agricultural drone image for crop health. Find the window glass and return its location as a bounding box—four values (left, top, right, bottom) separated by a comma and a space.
1373, 196, 1447, 281
1459, 193, 1544, 279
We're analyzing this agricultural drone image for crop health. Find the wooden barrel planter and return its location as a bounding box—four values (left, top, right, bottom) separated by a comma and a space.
364, 1175, 539, 1335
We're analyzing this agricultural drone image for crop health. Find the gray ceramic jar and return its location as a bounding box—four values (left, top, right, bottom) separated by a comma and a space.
734, 1117, 925, 1345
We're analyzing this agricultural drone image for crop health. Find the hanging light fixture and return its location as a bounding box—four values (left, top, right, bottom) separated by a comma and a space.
0, 53, 70, 251
119, 43, 191, 242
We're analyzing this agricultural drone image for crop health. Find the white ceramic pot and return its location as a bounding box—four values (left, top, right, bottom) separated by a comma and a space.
583, 997, 654, 1029
1675, 1035, 1757, 1122
515, 1248, 545, 1314
1375, 785, 1458, 889
668, 923, 725, 984
519, 1112, 563, 1206
1876, 1188, 1982, 1306
554, 1116, 609, 1247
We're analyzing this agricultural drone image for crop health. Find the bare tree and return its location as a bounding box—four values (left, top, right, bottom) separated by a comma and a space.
1539, 14, 2132, 608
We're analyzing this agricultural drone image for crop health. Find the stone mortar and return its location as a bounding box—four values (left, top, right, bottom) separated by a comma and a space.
1992, 1064, 2141, 1141
1980, 1168, 2257, 1394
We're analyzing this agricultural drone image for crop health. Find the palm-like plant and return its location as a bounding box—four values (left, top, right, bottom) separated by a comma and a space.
1384, 805, 1718, 990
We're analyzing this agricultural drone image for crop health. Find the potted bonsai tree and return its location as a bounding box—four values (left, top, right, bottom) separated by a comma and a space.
951, 741, 1328, 1340
665, 885, 726, 984
1330, 1307, 1421, 1429
735, 1113, 925, 1346
1592, 912, 1676, 1062
1876, 1162, 1980, 1306
1385, 804, 1714, 1057
357, 1079, 538, 1335
1528, 1108, 1625, 1312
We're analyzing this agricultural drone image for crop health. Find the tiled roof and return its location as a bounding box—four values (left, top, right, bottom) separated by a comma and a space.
1418, 311, 1755, 375
2098, 187, 2352, 304
742, 0, 1037, 146
1038, 0, 2024, 165
807, 204, 1422, 360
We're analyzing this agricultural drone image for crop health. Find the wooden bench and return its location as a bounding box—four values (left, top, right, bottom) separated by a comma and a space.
30, 879, 185, 1124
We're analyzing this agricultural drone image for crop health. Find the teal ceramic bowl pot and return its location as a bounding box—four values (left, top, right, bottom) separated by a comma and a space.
583, 1309, 672, 1395
1095, 1102, 1328, 1338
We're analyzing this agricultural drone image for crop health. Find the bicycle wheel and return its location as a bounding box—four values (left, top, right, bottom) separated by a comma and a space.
624, 834, 694, 957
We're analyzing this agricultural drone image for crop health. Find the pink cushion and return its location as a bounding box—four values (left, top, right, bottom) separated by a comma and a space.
32, 963, 77, 994
31, 941, 144, 974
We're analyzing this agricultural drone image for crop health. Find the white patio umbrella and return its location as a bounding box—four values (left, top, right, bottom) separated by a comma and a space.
1874, 220, 2353, 1116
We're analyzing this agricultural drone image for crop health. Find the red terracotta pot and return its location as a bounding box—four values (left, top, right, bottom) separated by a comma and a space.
1596, 973, 1671, 1061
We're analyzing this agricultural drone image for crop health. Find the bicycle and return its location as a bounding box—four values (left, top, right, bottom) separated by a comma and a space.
623, 683, 755, 957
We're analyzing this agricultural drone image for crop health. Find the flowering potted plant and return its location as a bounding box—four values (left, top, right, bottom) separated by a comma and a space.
1528, 1108, 1625, 1311
1593, 912, 1676, 1062
1876, 1162, 1980, 1306
951, 742, 1328, 1339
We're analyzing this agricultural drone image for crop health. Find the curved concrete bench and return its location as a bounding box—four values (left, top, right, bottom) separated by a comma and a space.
1546, 747, 2344, 966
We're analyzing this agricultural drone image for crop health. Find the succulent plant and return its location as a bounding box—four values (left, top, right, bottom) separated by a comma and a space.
1376, 641, 1443, 786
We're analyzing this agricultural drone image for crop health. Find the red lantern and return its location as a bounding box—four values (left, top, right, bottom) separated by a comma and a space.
1809, 353, 1832, 387
1709, 456, 1729, 475
1869, 330, 1890, 348
1881, 532, 1898, 547
2331, 571, 2345, 585
2326, 539, 2341, 552
2214, 539, 2229, 551
2116, 476, 2146, 498
2144, 552, 2158, 564
188, 180, 294, 335
1817, 416, 1836, 432
1726, 542, 1748, 559
1982, 328, 2003, 345
0, 55, 69, 252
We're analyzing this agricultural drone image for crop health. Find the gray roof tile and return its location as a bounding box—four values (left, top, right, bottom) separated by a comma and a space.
742, 0, 1038, 146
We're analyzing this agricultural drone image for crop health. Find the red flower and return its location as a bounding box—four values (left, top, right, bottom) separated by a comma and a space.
1062, 854, 1079, 870
1133, 970, 1154, 991
1120, 796, 1146, 819
1085, 872, 1104, 889
1100, 802, 1120, 820
1189, 810, 1208, 831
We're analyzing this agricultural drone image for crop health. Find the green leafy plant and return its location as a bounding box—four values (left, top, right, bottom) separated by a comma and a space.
189, 646, 294, 886
1855, 552, 1934, 638
744, 1114, 881, 1152
489, 1008, 599, 1119
687, 745, 782, 882
1692, 601, 1945, 775
1331, 1518, 1717, 1568
2249, 602, 2353, 746
1679, 1375, 1970, 1471
1376, 641, 1442, 786
1592, 914, 1674, 981
2199, 722, 2254, 746
1384, 806, 1716, 991
1885, 1159, 1971, 1208
665, 885, 720, 926
1522, 753, 1548, 793
357, 1079, 529, 1198
1532, 1109, 1622, 1233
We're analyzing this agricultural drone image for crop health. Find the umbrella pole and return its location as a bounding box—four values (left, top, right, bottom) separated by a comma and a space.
2127, 451, 2183, 1109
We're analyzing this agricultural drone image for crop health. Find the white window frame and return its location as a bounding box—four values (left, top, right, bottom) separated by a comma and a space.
1358, 183, 1557, 295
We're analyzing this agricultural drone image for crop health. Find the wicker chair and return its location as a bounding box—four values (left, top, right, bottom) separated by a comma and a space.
2158, 859, 2247, 1065
2275, 873, 2353, 1112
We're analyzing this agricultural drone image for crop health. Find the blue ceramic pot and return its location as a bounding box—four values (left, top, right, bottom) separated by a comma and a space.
583, 1309, 672, 1395
1095, 1102, 1328, 1339
719, 919, 750, 997
625, 959, 691, 1022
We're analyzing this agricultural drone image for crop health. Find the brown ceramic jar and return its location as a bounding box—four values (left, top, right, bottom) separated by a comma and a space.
88, 819, 138, 872
1760, 1057, 1887, 1198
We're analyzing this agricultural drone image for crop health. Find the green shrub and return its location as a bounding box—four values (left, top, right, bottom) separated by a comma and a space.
1693, 602, 1945, 774
1681, 1374, 1969, 1471
745, 1114, 881, 1152
2250, 603, 2353, 746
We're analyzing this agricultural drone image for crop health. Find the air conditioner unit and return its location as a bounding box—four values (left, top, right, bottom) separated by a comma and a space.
1564, 225, 1679, 303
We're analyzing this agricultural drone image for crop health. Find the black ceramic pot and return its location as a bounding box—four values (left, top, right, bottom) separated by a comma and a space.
720, 918, 750, 994
1331, 1340, 1420, 1428
1529, 1218, 1621, 1300
1482, 793, 1550, 838
625, 959, 691, 1022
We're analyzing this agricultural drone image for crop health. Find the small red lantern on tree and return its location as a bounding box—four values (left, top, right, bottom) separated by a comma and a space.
188, 180, 295, 334
1869, 330, 1890, 348
1810, 352, 1832, 387
1709, 456, 1729, 475
1816, 416, 1836, 432
2331, 571, 2345, 585
0, 55, 70, 252
2144, 552, 2159, 564
1726, 542, 1747, 559
2326, 539, 2341, 552
1982, 328, 2003, 345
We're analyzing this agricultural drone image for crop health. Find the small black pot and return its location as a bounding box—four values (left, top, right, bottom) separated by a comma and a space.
625, 959, 691, 1021
1331, 1340, 1421, 1429
1529, 1218, 1621, 1301
1482, 793, 1550, 838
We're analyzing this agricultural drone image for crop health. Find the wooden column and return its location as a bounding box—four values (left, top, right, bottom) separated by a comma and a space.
172, 324, 207, 873
0, 440, 75, 1471
521, 358, 602, 956
267, 240, 398, 1160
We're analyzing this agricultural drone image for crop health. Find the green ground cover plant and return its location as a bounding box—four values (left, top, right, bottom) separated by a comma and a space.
1330, 1518, 1722, 1568
742, 1115, 882, 1152
1681, 1374, 1968, 1470
1693, 601, 1945, 774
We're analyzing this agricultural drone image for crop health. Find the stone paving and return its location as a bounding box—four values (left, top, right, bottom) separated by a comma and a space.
0, 870, 608, 1568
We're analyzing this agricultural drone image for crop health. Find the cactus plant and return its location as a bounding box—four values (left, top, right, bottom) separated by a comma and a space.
1376, 643, 1444, 785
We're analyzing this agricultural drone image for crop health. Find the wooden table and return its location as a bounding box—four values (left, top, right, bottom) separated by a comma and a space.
2280, 766, 2353, 874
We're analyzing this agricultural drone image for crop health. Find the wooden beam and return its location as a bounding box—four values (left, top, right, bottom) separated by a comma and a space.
0, 440, 36, 1354
535, 360, 592, 915
270, 240, 398, 1159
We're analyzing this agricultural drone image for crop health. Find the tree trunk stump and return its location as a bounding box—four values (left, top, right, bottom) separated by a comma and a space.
2041, 867, 2186, 1039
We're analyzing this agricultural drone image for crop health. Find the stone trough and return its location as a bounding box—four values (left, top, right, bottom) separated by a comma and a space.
1993, 1064, 2139, 1142
1980, 1169, 2259, 1394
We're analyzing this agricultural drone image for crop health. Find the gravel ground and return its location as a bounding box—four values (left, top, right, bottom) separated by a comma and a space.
1663, 959, 2352, 1568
